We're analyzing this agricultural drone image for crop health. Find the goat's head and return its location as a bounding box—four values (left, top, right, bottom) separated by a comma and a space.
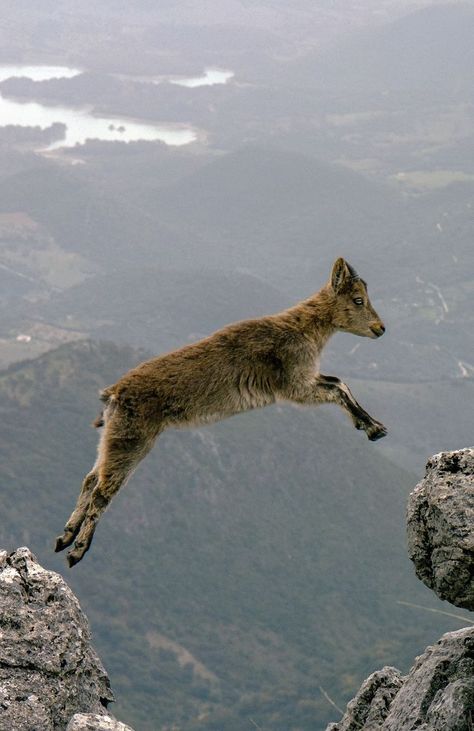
329, 257, 385, 339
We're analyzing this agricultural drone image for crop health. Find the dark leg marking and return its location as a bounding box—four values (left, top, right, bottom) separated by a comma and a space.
318, 375, 387, 441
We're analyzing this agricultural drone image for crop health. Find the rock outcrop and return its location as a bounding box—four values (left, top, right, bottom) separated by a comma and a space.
325, 667, 403, 731
327, 627, 474, 730
407, 447, 474, 610
326, 448, 474, 731
381, 627, 474, 730
0, 547, 135, 731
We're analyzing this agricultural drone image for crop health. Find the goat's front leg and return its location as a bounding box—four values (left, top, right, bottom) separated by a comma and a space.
292, 374, 387, 441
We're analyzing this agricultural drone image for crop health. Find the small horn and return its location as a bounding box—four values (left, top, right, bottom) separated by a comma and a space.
346, 262, 360, 281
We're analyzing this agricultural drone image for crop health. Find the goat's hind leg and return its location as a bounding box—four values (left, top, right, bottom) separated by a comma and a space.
55, 407, 112, 553
67, 432, 156, 567
55, 469, 98, 552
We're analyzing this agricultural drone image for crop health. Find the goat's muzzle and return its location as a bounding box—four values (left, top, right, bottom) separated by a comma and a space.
370, 323, 386, 338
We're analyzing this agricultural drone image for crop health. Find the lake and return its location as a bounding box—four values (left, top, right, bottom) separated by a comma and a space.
171, 68, 234, 88
0, 64, 199, 149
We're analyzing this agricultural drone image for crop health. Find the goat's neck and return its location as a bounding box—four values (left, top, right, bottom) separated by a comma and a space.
285, 286, 337, 350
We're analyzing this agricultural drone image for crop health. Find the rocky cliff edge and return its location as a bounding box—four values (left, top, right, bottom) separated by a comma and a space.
0, 547, 135, 731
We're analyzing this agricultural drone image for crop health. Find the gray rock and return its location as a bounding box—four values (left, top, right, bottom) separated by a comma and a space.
0, 547, 114, 730
325, 667, 403, 731
66, 714, 135, 731
383, 627, 474, 730
407, 447, 474, 610
326, 628, 474, 731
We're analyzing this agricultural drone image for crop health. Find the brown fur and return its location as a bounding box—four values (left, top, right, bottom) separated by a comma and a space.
55, 258, 386, 566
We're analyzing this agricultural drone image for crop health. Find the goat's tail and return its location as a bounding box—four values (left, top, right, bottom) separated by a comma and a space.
92, 386, 115, 428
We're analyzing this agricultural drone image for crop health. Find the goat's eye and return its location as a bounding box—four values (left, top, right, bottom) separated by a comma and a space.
353, 297, 364, 305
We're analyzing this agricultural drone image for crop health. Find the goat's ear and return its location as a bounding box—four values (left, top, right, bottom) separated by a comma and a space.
331, 257, 351, 293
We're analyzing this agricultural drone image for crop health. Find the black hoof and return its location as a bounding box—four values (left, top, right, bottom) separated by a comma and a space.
66, 538, 90, 567
55, 537, 65, 553
55, 533, 74, 552
367, 424, 388, 441
67, 550, 83, 568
